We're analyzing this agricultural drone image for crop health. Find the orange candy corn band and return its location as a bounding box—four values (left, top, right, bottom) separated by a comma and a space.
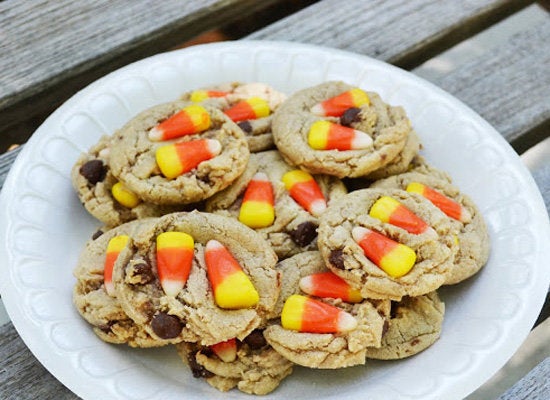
310, 88, 370, 117
149, 105, 211, 141
190, 90, 230, 103
308, 120, 372, 151
369, 196, 429, 234
156, 138, 221, 179
210, 338, 237, 362
281, 170, 327, 217
352, 226, 416, 278
281, 294, 357, 333
104, 235, 130, 297
205, 240, 259, 309
224, 97, 270, 122
156, 232, 194, 297
299, 271, 362, 303
406, 182, 470, 222
238, 172, 275, 228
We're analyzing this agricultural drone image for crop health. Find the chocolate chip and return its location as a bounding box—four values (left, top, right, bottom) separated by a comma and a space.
289, 221, 318, 247
133, 261, 154, 284
91, 229, 104, 240
382, 320, 390, 337
329, 249, 345, 269
237, 120, 253, 133
151, 312, 182, 339
390, 301, 399, 319
97, 322, 114, 333
79, 159, 106, 185
340, 107, 362, 126
411, 338, 420, 346
187, 352, 214, 378
243, 329, 267, 350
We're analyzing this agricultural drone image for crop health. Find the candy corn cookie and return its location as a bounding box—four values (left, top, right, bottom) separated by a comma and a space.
318, 188, 460, 300
182, 82, 287, 152
112, 211, 280, 346
176, 328, 293, 395
109, 101, 249, 205
366, 292, 445, 360
370, 172, 490, 284
73, 218, 167, 347
263, 251, 387, 369
71, 135, 182, 227
206, 150, 347, 259
272, 81, 412, 178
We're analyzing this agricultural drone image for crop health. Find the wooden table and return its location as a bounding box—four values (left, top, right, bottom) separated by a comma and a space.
1, 1, 549, 398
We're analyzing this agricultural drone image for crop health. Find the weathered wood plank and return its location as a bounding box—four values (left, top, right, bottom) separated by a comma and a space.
431, 16, 550, 152
0, 0, 283, 148
0, 322, 79, 399
248, 0, 532, 69
498, 357, 550, 400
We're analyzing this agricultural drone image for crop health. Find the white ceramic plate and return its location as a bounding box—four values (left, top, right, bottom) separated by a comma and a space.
1, 41, 549, 400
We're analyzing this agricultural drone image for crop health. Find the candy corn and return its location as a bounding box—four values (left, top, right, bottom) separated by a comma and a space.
352, 226, 416, 278
282, 170, 327, 217
148, 105, 211, 141
238, 172, 275, 228
190, 90, 229, 103
224, 97, 270, 122
104, 235, 130, 297
369, 196, 429, 234
111, 181, 141, 208
406, 182, 471, 222
156, 138, 221, 179
299, 271, 362, 303
210, 338, 237, 362
310, 88, 370, 117
156, 232, 194, 297
281, 294, 357, 333
308, 120, 372, 151
205, 240, 259, 309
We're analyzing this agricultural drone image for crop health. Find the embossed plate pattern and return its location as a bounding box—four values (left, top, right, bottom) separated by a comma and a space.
1, 41, 549, 400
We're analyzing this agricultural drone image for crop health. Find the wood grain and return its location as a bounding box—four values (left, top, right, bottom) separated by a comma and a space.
498, 357, 550, 399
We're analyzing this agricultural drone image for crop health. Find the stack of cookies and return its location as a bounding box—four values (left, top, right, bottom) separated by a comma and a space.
71, 81, 490, 395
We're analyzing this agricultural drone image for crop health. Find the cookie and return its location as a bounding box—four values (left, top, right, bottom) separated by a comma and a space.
182, 82, 287, 152
272, 81, 412, 178
109, 101, 249, 205
112, 211, 280, 346
263, 251, 387, 369
71, 135, 181, 227
206, 150, 347, 259
318, 188, 459, 300
176, 328, 293, 395
73, 219, 165, 347
366, 291, 445, 360
370, 172, 490, 284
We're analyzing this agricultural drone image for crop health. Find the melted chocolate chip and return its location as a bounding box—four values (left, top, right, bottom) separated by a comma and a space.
133, 261, 154, 284
79, 159, 106, 185
329, 249, 345, 269
289, 221, 318, 247
187, 351, 214, 378
151, 312, 182, 339
237, 120, 253, 133
382, 320, 390, 337
340, 107, 362, 126
411, 338, 420, 346
97, 322, 114, 333
91, 229, 104, 240
390, 301, 399, 319
243, 329, 267, 350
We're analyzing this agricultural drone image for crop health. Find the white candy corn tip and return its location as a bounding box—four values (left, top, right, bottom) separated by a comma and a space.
309, 199, 327, 217
352, 226, 372, 243
298, 276, 314, 295
148, 127, 163, 142
351, 130, 373, 149
459, 207, 472, 223
252, 172, 269, 182
104, 281, 115, 297
206, 139, 222, 156
161, 279, 184, 297
337, 311, 358, 332
206, 239, 223, 251
424, 226, 438, 239
309, 103, 325, 116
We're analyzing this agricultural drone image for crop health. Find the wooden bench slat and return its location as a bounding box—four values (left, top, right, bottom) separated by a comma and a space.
247, 0, 532, 69
431, 16, 550, 151
0, 0, 283, 148
498, 357, 550, 400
